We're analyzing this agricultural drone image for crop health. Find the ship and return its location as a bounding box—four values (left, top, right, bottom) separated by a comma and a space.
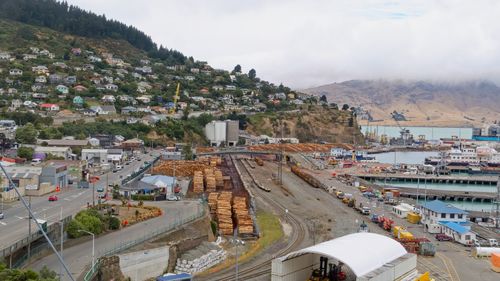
472, 124, 500, 142
424, 145, 500, 168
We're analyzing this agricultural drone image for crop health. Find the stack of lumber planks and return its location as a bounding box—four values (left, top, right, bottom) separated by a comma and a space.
207, 192, 219, 215
204, 168, 216, 192
217, 191, 233, 235
153, 160, 211, 177
214, 170, 224, 188
193, 171, 204, 193
233, 196, 253, 234
223, 176, 232, 190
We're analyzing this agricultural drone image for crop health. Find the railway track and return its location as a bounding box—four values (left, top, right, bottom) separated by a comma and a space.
212, 158, 306, 281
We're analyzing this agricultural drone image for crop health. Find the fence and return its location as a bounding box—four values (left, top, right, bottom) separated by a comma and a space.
82, 205, 206, 281
121, 155, 160, 185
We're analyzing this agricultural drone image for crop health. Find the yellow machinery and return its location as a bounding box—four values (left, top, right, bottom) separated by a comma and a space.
415, 272, 433, 281
407, 212, 421, 224
169, 83, 180, 114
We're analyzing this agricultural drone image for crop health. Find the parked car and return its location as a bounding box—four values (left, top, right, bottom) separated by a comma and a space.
31, 158, 42, 165
0, 212, 4, 219
115, 165, 123, 170
166, 195, 179, 201
435, 234, 452, 241
48, 195, 58, 201
96, 187, 104, 193
361, 207, 371, 215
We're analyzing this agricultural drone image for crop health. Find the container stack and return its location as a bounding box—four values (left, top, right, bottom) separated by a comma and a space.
217, 191, 233, 235
193, 171, 204, 193
204, 168, 216, 192
233, 196, 254, 235
207, 192, 219, 215
214, 170, 224, 188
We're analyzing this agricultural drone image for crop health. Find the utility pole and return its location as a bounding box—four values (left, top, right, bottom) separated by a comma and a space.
27, 195, 31, 263
495, 176, 499, 229
60, 207, 64, 280
278, 121, 284, 186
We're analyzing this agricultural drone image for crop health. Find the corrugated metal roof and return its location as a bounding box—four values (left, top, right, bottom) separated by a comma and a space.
440, 221, 470, 234
421, 200, 468, 215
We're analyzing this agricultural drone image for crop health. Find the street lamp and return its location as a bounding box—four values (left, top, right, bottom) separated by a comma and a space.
231, 229, 245, 281
78, 230, 95, 267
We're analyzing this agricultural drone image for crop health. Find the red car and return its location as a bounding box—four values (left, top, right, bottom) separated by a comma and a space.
48, 195, 58, 201
435, 234, 452, 241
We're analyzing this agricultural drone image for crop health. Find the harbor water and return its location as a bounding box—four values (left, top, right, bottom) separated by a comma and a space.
361, 125, 473, 140
374, 151, 439, 165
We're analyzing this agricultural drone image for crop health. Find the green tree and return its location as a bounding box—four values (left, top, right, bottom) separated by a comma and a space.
15, 123, 38, 144
320, 95, 328, 103
17, 146, 34, 160
248, 68, 256, 80
182, 143, 193, 160
342, 104, 350, 111
233, 64, 242, 73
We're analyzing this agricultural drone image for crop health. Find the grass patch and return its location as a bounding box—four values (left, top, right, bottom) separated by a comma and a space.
199, 210, 283, 276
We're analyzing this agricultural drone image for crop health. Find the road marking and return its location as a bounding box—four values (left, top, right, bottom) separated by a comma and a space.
437, 252, 461, 281
16, 216, 24, 220
0, 221, 6, 225
64, 198, 71, 201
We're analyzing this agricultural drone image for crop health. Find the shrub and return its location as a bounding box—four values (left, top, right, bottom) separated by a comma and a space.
210, 220, 217, 236
108, 217, 120, 230
66, 219, 85, 238
131, 194, 154, 201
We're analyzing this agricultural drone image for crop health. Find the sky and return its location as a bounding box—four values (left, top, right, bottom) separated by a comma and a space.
65, 0, 500, 89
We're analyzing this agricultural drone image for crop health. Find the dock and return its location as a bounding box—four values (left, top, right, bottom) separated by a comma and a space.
353, 173, 498, 186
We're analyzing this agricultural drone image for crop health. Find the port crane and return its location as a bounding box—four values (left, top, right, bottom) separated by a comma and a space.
169, 83, 181, 114
391, 112, 411, 146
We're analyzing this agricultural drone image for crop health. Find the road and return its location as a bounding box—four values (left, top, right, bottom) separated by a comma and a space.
30, 200, 202, 281
0, 150, 159, 250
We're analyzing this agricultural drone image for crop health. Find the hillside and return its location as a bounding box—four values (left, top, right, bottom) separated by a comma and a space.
304, 80, 500, 127
0, 0, 362, 146
246, 106, 364, 144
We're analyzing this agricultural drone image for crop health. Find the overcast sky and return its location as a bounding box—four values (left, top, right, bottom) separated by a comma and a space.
65, 0, 500, 89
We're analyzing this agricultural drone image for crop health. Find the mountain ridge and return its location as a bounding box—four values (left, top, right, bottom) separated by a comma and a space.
304, 79, 500, 127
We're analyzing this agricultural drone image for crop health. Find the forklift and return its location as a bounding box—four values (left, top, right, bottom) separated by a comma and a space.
309, 257, 346, 281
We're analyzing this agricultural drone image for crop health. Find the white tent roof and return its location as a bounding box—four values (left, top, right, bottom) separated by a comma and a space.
278, 233, 407, 277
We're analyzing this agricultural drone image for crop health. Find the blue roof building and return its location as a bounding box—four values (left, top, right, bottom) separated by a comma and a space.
138, 175, 176, 195
438, 221, 476, 246
420, 200, 469, 235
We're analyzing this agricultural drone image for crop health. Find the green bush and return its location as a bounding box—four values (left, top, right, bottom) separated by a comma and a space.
131, 194, 154, 201
67, 209, 104, 238
210, 220, 217, 236
66, 219, 85, 238
108, 216, 120, 230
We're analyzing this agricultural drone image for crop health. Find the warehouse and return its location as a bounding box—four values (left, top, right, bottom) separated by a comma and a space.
271, 233, 417, 281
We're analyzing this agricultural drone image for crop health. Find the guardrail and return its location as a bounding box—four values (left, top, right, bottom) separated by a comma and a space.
81, 205, 205, 281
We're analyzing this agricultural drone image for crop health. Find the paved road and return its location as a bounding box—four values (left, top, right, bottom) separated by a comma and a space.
31, 200, 202, 281
0, 150, 159, 250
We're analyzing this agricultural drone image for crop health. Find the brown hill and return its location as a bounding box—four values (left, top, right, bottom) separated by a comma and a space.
304, 80, 500, 127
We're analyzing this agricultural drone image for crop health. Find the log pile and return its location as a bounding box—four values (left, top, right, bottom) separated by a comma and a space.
217, 191, 233, 235
153, 160, 211, 177
223, 176, 231, 190
214, 170, 224, 188
255, 157, 264, 166
204, 168, 216, 192
233, 196, 254, 234
193, 171, 204, 193
207, 192, 219, 215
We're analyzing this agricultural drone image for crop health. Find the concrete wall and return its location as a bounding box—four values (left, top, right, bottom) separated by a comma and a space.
226, 120, 239, 146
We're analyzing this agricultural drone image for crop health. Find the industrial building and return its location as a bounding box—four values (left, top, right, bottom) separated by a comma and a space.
204, 120, 239, 147
271, 233, 417, 281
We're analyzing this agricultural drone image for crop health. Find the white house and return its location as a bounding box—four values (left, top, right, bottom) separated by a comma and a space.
420, 200, 469, 234
105, 84, 118, 92
439, 221, 476, 246
35, 76, 47, 83
101, 95, 116, 103
136, 96, 151, 104
9, 69, 23, 76
81, 149, 108, 165
56, 85, 69, 94
392, 203, 416, 219
107, 149, 125, 163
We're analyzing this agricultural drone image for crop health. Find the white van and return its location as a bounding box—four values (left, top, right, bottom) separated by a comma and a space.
31, 158, 42, 165
115, 165, 123, 170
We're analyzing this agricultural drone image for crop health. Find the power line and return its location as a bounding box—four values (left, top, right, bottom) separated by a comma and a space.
0, 163, 75, 281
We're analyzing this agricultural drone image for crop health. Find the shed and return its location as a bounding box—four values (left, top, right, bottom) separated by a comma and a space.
138, 175, 176, 195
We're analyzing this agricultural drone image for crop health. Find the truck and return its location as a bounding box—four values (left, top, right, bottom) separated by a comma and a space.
488, 238, 498, 247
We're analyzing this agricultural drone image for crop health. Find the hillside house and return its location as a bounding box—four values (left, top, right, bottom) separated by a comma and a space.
121, 106, 137, 114
73, 96, 84, 106
73, 85, 88, 92
137, 86, 147, 93
24, 101, 37, 108
185, 75, 195, 81
83, 109, 97, 116
39, 49, 51, 56
9, 69, 23, 76
65, 76, 77, 85
0, 52, 11, 60
32, 93, 48, 99
10, 99, 22, 109
83, 64, 95, 71
101, 95, 116, 103
53, 62, 68, 69
105, 84, 118, 92
23, 54, 37, 60
35, 76, 47, 83
56, 85, 69, 94
49, 74, 63, 84
190, 68, 200, 74
126, 117, 138, 124
40, 103, 60, 111
32, 65, 49, 74
136, 96, 151, 104
212, 85, 224, 91
88, 56, 102, 63
71, 48, 82, 56
225, 85, 236, 91
31, 84, 45, 91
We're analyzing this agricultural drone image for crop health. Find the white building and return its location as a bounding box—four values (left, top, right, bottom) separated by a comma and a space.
392, 203, 416, 219
420, 200, 471, 237
81, 149, 108, 165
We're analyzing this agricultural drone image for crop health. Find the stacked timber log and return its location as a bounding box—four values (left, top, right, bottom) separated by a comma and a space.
255, 157, 264, 166
217, 191, 233, 235
174, 242, 226, 274
223, 176, 231, 190
153, 160, 211, 177
233, 196, 254, 234
193, 171, 204, 193
214, 170, 224, 188
204, 168, 216, 192
207, 192, 219, 215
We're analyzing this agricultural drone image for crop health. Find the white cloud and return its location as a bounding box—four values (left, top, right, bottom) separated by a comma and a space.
66, 0, 500, 88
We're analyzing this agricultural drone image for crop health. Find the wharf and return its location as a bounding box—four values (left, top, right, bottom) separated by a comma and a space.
353, 173, 498, 186
390, 185, 496, 202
